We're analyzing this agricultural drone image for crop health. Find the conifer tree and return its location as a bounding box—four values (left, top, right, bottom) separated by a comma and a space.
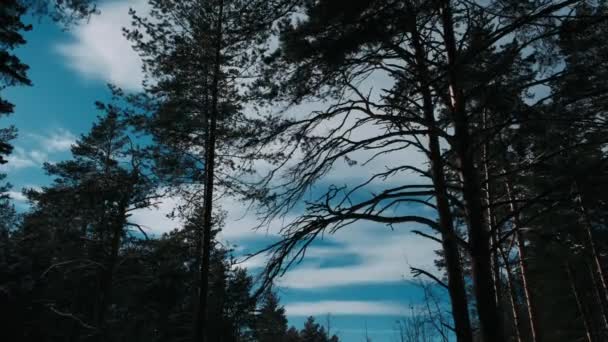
22, 104, 156, 341
249, 1, 595, 342
0, 0, 31, 164
125, 1, 293, 340
299, 316, 339, 342
0, 0, 98, 164
254, 291, 289, 341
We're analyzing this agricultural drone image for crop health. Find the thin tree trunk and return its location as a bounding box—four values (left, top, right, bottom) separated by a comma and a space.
195, 2, 224, 341
505, 179, 541, 342
409, 18, 473, 342
193, 21, 211, 337
96, 202, 127, 342
69, 223, 90, 341
499, 243, 524, 342
567, 262, 594, 342
481, 111, 505, 335
576, 184, 608, 308
588, 263, 608, 336
438, 2, 503, 341
192, 207, 205, 329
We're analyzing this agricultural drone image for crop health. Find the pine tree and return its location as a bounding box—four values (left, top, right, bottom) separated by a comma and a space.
285, 327, 301, 342
125, 1, 291, 340
0, 0, 31, 163
19, 104, 156, 341
254, 291, 289, 341
299, 316, 339, 342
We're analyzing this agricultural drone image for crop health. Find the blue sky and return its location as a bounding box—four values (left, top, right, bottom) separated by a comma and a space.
1, 1, 450, 341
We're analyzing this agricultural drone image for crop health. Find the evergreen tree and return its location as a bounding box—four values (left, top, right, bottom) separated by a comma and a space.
0, 0, 31, 164
7, 104, 155, 341
254, 291, 289, 341
0, 101, 298, 341
299, 316, 339, 342
285, 327, 301, 342
125, 1, 292, 340
248, 1, 604, 341
2, 2, 608, 342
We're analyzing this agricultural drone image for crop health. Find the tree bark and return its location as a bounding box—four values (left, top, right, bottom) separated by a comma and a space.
576, 185, 608, 310
438, 2, 503, 341
499, 244, 524, 342
96, 200, 127, 342
567, 262, 594, 342
195, 1, 224, 342
588, 263, 608, 336
481, 111, 505, 337
409, 18, 473, 342
505, 179, 541, 342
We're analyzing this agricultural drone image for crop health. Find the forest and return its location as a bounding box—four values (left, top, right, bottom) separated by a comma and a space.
1, 0, 608, 341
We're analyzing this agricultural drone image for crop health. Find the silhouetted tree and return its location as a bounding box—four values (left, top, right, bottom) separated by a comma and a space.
254, 291, 289, 341
125, 1, 295, 340
0, 0, 31, 164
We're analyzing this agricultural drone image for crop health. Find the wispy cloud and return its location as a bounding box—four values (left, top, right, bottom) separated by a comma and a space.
219, 198, 442, 289
277, 224, 441, 289
4, 147, 39, 170
27, 128, 77, 153
129, 195, 182, 236
3, 147, 49, 171
118, 151, 440, 291
31, 129, 77, 153
55, 0, 147, 91
1, 128, 77, 172
285, 300, 408, 316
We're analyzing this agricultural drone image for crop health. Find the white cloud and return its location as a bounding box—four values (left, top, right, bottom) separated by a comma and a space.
32, 129, 77, 153
2, 147, 39, 170
272, 69, 431, 188
235, 252, 269, 270
6, 185, 42, 206
2, 147, 48, 171
285, 300, 407, 316
277, 221, 441, 290
55, 0, 147, 91
1, 129, 78, 172
132, 189, 442, 290
125, 192, 438, 290
126, 191, 286, 239
218, 195, 286, 241
129, 195, 182, 236
7, 191, 27, 202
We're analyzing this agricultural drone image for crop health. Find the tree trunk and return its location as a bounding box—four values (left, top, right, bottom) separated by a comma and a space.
195, 2, 224, 342
481, 111, 505, 336
567, 262, 594, 342
499, 244, 524, 342
96, 201, 127, 341
505, 179, 542, 342
409, 19, 473, 342
438, 2, 503, 341
576, 185, 608, 309
588, 263, 608, 337
192, 205, 205, 330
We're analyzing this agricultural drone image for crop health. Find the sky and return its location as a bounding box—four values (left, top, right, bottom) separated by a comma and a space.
1, 1, 449, 340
